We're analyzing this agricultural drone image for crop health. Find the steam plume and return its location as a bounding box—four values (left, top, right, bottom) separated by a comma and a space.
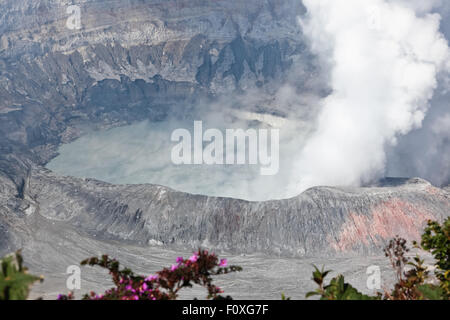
289, 0, 449, 194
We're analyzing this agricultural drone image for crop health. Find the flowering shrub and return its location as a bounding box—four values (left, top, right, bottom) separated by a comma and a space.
57, 249, 242, 300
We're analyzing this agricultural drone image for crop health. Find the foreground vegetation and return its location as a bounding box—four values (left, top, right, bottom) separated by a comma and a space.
0, 250, 43, 300
1, 218, 448, 300
307, 218, 449, 300
58, 249, 241, 300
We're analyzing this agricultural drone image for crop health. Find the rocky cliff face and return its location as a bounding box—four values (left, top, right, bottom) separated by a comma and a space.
1, 166, 448, 258
0, 0, 313, 166
0, 0, 449, 262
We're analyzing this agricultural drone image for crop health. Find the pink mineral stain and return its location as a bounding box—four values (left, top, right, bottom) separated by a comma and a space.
329, 199, 436, 252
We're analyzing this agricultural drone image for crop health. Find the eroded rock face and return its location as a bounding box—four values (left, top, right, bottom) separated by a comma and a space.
1, 166, 448, 258
0, 0, 449, 261
0, 1, 312, 164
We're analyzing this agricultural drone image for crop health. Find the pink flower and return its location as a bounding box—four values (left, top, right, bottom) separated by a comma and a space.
171, 264, 178, 271
141, 283, 148, 291
176, 256, 184, 264
219, 259, 227, 267
188, 254, 198, 263
145, 275, 158, 281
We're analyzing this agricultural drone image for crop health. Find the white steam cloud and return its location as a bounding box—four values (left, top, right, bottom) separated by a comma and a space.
289, 0, 449, 194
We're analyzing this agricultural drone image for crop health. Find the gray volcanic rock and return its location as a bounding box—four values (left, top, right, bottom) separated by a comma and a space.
0, 0, 449, 299
0, 0, 316, 184
1, 166, 448, 258
0, 0, 312, 247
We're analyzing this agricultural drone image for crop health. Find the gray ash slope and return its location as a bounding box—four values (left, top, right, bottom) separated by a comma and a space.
0, 0, 449, 267
1, 166, 449, 258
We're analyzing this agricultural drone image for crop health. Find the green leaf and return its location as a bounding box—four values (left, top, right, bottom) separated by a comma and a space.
0, 251, 42, 300
417, 284, 444, 300
305, 291, 320, 298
